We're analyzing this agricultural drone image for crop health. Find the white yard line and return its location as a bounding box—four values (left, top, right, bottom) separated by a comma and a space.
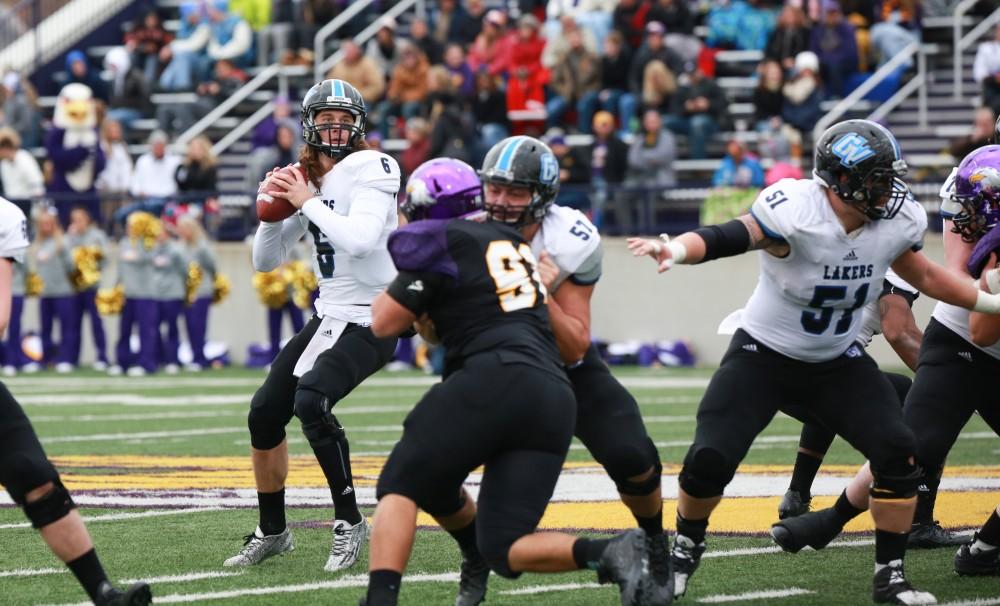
698, 588, 814, 603
119, 571, 243, 585
42, 427, 245, 443
47, 572, 460, 606
0, 567, 66, 577
939, 598, 1000, 606
0, 507, 223, 529
499, 582, 603, 595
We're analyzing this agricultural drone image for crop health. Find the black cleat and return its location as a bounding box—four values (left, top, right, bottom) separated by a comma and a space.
95, 582, 153, 606
907, 522, 965, 549
872, 560, 936, 605
777, 489, 811, 520
670, 534, 705, 599
455, 550, 490, 606
770, 507, 844, 554
954, 536, 1000, 576
596, 528, 653, 606
646, 533, 673, 605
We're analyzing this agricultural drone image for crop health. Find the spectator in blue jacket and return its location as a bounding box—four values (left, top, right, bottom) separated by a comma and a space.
712, 139, 765, 189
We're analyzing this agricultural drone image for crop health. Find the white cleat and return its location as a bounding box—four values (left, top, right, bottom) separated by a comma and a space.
126, 366, 147, 377
223, 526, 294, 567
92, 361, 108, 372
107, 364, 123, 376
164, 363, 180, 375
21, 362, 40, 373
54, 362, 74, 373
324, 517, 369, 572
2, 366, 16, 377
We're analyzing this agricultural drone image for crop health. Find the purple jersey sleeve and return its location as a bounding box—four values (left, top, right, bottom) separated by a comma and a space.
967, 226, 1000, 278
387, 219, 459, 279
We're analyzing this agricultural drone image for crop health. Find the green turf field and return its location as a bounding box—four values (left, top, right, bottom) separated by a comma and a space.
0, 367, 996, 605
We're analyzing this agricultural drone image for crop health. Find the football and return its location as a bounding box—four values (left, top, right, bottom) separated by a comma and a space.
256, 164, 307, 223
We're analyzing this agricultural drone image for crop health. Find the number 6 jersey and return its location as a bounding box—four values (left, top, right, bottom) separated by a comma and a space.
741, 178, 927, 362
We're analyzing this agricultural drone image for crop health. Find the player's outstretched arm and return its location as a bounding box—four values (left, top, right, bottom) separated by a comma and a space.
892, 249, 1000, 316
879, 293, 922, 371
626, 214, 779, 273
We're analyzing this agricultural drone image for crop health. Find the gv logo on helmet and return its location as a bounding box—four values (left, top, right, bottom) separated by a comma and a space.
831, 133, 876, 168
539, 153, 559, 185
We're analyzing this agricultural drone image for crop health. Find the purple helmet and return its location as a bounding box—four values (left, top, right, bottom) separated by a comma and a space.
948, 145, 1000, 242
402, 158, 483, 221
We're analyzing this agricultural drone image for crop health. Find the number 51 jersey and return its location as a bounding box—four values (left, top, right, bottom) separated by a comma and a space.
386, 218, 563, 372
741, 178, 927, 362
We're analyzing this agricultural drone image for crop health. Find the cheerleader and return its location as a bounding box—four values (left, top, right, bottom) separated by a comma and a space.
152, 227, 187, 374
109, 213, 158, 376
31, 210, 78, 372
177, 215, 214, 370
65, 206, 109, 369
2, 259, 31, 375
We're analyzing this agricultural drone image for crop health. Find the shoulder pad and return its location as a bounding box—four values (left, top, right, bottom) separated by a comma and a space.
538, 205, 601, 274
749, 179, 823, 242
387, 220, 458, 278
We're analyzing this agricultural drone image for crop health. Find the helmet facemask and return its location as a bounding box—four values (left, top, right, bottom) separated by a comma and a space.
302, 104, 366, 159
481, 178, 549, 227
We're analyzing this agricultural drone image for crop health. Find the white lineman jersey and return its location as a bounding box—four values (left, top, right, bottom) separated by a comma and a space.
741, 178, 927, 362
0, 197, 28, 263
529, 205, 603, 289
292, 150, 400, 323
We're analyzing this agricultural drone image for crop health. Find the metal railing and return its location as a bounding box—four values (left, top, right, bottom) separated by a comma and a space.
951, 0, 1000, 98
312, 0, 377, 83
813, 41, 922, 141
0, 0, 75, 74
867, 44, 929, 126
315, 0, 423, 82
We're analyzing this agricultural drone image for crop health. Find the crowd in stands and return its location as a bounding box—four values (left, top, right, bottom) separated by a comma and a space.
0, 0, 985, 236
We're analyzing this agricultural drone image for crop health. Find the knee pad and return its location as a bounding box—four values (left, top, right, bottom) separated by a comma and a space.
294, 388, 345, 448
22, 479, 76, 529
248, 390, 287, 451
614, 448, 662, 497
678, 445, 735, 499
871, 459, 922, 501
0, 451, 60, 505
419, 488, 467, 519
477, 532, 520, 579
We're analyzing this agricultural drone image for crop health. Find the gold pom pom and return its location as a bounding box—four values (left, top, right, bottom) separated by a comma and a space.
285, 260, 317, 310
252, 270, 288, 309
128, 212, 163, 249
96, 285, 125, 315
212, 274, 230, 305
186, 262, 204, 305
71, 245, 103, 291
25, 272, 43, 297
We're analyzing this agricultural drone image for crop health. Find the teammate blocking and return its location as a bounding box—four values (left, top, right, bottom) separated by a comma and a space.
225, 79, 400, 572
629, 119, 1000, 605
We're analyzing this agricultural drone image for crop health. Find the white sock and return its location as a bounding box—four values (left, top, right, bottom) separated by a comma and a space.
971, 539, 998, 555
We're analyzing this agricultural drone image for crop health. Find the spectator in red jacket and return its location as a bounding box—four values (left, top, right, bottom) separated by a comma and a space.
508, 14, 546, 77
506, 66, 547, 136
467, 10, 514, 77
124, 9, 173, 86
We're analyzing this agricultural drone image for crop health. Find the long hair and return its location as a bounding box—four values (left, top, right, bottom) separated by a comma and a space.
186, 135, 218, 168
297, 136, 370, 185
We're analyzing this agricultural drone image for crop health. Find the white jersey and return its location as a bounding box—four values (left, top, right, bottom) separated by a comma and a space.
529, 205, 602, 289
0, 197, 28, 263
741, 178, 927, 362
252, 150, 400, 325
932, 165, 1000, 359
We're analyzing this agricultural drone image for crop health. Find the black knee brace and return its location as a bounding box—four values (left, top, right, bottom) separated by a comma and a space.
871, 460, 922, 501
248, 390, 288, 451
420, 488, 468, 518
22, 480, 76, 529
294, 388, 345, 448
0, 451, 60, 505
678, 445, 735, 499
615, 457, 663, 497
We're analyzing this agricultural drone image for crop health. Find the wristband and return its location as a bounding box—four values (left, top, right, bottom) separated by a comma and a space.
665, 239, 688, 265
986, 268, 1000, 295
974, 289, 1000, 314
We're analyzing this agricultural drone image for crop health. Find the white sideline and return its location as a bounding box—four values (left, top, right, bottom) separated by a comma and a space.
119, 571, 243, 584
0, 567, 66, 577
698, 588, 814, 603
0, 507, 222, 529
939, 599, 1000, 606
42, 427, 244, 443
46, 572, 461, 606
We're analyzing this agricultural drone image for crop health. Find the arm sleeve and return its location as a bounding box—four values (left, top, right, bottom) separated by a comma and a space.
385, 270, 448, 316
251, 215, 308, 271
199, 245, 217, 276
880, 278, 918, 306
568, 246, 603, 285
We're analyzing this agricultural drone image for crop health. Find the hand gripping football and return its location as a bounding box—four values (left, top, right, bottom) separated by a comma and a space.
256, 164, 307, 223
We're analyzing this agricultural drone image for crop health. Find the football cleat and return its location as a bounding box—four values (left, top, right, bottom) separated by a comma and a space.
92, 361, 108, 372
872, 560, 936, 605
777, 489, 811, 520
223, 526, 294, 566
907, 522, 965, 549
55, 362, 74, 373
647, 532, 674, 604
126, 366, 146, 377
106, 364, 123, 376
595, 528, 654, 606
454, 549, 490, 606
770, 507, 844, 553
954, 536, 1000, 576
95, 581, 153, 606
325, 517, 369, 572
671, 534, 705, 599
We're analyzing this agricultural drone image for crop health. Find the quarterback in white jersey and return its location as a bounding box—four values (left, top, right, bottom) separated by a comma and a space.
629, 120, 1000, 604
476, 136, 672, 604
0, 196, 153, 605
228, 79, 400, 574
